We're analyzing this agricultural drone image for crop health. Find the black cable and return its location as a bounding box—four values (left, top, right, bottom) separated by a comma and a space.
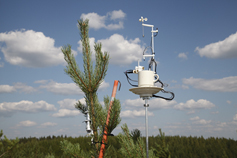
153, 89, 175, 101
148, 58, 157, 73
124, 70, 138, 87
156, 79, 164, 88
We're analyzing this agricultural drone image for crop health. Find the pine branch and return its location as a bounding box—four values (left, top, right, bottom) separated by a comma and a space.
62, 45, 88, 90
0, 130, 19, 158
75, 100, 87, 115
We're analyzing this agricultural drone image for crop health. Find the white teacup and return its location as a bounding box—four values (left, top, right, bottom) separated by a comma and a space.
138, 70, 159, 87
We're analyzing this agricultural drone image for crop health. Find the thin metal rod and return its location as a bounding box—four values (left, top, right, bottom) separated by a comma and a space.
144, 99, 149, 158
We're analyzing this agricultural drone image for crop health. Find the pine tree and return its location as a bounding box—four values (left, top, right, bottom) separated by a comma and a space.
117, 124, 155, 158
61, 19, 121, 157
117, 125, 172, 158
152, 129, 171, 158
0, 130, 19, 157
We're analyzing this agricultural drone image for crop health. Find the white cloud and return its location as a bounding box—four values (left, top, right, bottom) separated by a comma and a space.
121, 109, 154, 118
38, 80, 83, 95
109, 10, 126, 20
195, 32, 237, 59
0, 100, 56, 116
193, 119, 212, 125
0, 85, 16, 93
124, 98, 177, 110
233, 114, 237, 121
98, 34, 143, 65
80, 12, 106, 30
13, 82, 37, 93
58, 98, 86, 110
52, 109, 80, 117
211, 111, 219, 114
217, 122, 227, 127
40, 122, 57, 128
17, 120, 37, 127
178, 52, 188, 59
0, 30, 76, 67
80, 10, 126, 30
189, 116, 212, 125
183, 76, 237, 92
190, 116, 200, 121
0, 83, 37, 93
100, 81, 110, 90
37, 80, 109, 95
78, 34, 143, 65
174, 99, 215, 111
227, 100, 231, 104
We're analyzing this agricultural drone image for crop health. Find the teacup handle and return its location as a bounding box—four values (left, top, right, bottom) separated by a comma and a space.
154, 74, 159, 83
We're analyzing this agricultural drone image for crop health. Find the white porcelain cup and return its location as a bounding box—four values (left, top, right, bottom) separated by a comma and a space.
138, 70, 159, 87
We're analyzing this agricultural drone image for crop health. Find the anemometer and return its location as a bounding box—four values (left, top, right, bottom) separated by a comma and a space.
124, 16, 175, 158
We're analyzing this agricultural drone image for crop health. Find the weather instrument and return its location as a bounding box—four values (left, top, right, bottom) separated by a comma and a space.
124, 16, 175, 158
83, 110, 93, 135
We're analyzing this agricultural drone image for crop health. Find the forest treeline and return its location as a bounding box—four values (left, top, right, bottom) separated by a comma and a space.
1, 133, 237, 158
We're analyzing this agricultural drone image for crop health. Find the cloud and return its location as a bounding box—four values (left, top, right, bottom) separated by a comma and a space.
37, 80, 109, 95
217, 122, 227, 127
124, 98, 177, 110
13, 82, 37, 93
17, 120, 37, 127
58, 98, 86, 110
190, 116, 212, 125
78, 34, 143, 65
0, 85, 16, 93
109, 10, 126, 20
178, 52, 188, 59
121, 109, 154, 118
195, 32, 237, 59
193, 119, 212, 125
40, 122, 57, 128
174, 99, 215, 111
190, 116, 200, 121
52, 109, 80, 118
227, 100, 231, 104
0, 100, 56, 117
38, 80, 83, 95
233, 114, 237, 121
0, 83, 37, 93
80, 10, 126, 30
183, 76, 237, 92
0, 30, 76, 67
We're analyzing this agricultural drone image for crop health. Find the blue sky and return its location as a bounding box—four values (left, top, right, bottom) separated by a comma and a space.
0, 0, 237, 140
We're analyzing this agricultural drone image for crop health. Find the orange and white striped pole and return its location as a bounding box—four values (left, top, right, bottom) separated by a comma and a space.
98, 80, 120, 158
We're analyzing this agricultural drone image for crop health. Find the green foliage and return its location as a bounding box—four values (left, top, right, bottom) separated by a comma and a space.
0, 134, 236, 157
131, 129, 142, 143
117, 125, 173, 158
117, 124, 149, 158
61, 19, 121, 157
60, 140, 90, 158
0, 130, 19, 157
151, 129, 171, 158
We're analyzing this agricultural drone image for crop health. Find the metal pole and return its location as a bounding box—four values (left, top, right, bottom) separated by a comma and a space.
144, 98, 149, 158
